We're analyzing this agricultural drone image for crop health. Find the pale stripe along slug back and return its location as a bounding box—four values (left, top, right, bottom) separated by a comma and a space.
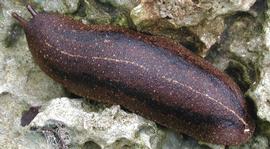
12, 5, 255, 145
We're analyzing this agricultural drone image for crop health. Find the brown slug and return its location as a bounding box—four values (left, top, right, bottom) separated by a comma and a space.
12, 5, 255, 145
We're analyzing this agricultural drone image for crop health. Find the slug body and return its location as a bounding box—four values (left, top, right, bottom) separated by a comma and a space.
13, 6, 255, 145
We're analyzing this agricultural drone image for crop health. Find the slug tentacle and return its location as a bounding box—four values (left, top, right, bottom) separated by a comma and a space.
27, 5, 38, 16
11, 12, 27, 28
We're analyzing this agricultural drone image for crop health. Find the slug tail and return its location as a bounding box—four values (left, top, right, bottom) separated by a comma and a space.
27, 5, 38, 16
12, 12, 27, 28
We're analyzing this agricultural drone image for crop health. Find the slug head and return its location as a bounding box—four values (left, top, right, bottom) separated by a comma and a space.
12, 5, 48, 65
12, 5, 37, 28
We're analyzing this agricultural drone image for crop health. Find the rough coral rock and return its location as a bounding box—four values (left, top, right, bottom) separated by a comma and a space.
37, 0, 80, 13
131, 0, 256, 28
239, 2, 270, 138
247, 4, 270, 127
30, 98, 163, 149
130, 0, 257, 53
0, 92, 53, 148
98, 0, 139, 10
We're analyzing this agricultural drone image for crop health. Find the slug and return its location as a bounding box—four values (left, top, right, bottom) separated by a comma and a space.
12, 5, 255, 145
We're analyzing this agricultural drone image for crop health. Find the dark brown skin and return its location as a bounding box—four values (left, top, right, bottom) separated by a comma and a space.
12, 5, 255, 145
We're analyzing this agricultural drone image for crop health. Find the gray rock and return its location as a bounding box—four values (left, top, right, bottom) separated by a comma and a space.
37, 0, 80, 13
131, 0, 256, 28
130, 0, 256, 53
189, 16, 225, 56
98, 0, 139, 10
29, 98, 214, 149
0, 92, 53, 148
30, 98, 163, 149
228, 136, 269, 149
248, 53, 270, 122
247, 2, 270, 135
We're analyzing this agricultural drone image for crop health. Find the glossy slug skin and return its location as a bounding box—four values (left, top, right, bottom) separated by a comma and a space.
12, 5, 255, 145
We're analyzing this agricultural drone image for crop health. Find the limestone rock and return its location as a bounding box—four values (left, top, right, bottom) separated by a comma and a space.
131, 0, 256, 28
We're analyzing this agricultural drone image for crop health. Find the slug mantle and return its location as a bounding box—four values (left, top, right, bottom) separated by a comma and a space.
12, 5, 255, 145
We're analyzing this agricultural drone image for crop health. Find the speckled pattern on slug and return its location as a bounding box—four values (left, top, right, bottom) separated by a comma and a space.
13, 6, 255, 145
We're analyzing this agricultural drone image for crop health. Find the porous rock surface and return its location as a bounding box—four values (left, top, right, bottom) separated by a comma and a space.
30, 98, 162, 149
131, 0, 256, 27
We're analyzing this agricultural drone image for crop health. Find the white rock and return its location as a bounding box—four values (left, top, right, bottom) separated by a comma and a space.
30, 98, 163, 149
